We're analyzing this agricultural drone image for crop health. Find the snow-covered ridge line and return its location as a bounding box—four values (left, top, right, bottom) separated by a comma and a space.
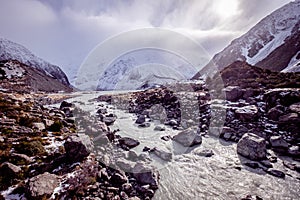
0, 38, 70, 85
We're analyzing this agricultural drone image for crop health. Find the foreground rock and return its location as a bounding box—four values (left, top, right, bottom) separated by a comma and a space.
64, 133, 94, 162
237, 133, 267, 160
173, 128, 202, 147
27, 172, 59, 200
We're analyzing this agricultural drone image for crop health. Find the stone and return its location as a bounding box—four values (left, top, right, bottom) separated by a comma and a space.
260, 160, 273, 168
119, 137, 140, 149
235, 105, 258, 121
135, 115, 146, 124
266, 169, 285, 178
173, 128, 202, 147
102, 115, 117, 126
152, 148, 172, 161
288, 146, 300, 157
154, 125, 165, 131
128, 150, 139, 161
32, 122, 45, 131
237, 133, 266, 160
289, 102, 300, 114
132, 163, 159, 189
244, 161, 260, 169
278, 113, 299, 123
43, 119, 54, 128
165, 119, 178, 126
59, 101, 73, 109
64, 134, 94, 162
224, 86, 243, 102
193, 149, 214, 157
160, 135, 171, 141
269, 135, 289, 149
110, 172, 128, 185
11, 153, 33, 165
267, 107, 283, 121
138, 122, 151, 128
116, 158, 135, 172
0, 162, 22, 177
27, 172, 59, 200
97, 108, 107, 114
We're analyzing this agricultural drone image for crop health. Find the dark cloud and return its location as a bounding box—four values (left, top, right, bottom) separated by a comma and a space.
0, 0, 292, 81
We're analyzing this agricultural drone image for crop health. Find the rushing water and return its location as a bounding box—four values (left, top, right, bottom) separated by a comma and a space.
59, 91, 300, 200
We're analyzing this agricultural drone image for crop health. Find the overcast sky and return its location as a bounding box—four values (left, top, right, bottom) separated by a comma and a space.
0, 0, 293, 79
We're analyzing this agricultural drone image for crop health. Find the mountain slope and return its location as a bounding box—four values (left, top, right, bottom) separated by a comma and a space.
0, 60, 73, 93
194, 0, 300, 78
0, 38, 70, 85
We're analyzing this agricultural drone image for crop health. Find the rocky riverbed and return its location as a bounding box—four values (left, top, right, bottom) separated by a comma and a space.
0, 76, 300, 199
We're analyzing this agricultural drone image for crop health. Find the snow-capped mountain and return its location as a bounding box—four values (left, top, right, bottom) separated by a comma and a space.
96, 49, 197, 90
194, 0, 300, 78
0, 38, 70, 85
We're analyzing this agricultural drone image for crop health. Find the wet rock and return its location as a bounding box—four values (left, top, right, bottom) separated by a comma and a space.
64, 134, 94, 162
66, 117, 75, 124
32, 122, 45, 131
97, 108, 107, 114
119, 137, 140, 150
138, 122, 151, 128
164, 119, 178, 127
128, 150, 139, 161
160, 135, 171, 141
220, 126, 235, 141
27, 172, 59, 200
116, 158, 135, 172
270, 135, 289, 149
59, 101, 73, 109
235, 105, 258, 121
193, 149, 214, 157
266, 169, 285, 178
151, 148, 172, 161
102, 114, 117, 126
154, 125, 165, 131
135, 115, 146, 124
237, 133, 266, 160
173, 128, 202, 147
132, 163, 159, 189
244, 161, 260, 169
260, 160, 273, 168
43, 119, 54, 128
143, 146, 151, 152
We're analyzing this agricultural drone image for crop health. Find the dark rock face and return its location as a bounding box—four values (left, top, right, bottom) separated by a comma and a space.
64, 134, 94, 162
173, 128, 202, 147
235, 105, 258, 121
0, 162, 22, 178
27, 172, 59, 200
237, 133, 267, 160
119, 137, 140, 150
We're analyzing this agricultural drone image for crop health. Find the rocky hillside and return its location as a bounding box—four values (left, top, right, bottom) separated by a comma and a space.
0, 38, 70, 86
194, 0, 300, 78
0, 60, 73, 93
0, 92, 159, 199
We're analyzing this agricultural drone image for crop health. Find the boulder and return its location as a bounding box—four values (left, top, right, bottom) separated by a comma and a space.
289, 102, 300, 114
193, 149, 214, 157
110, 172, 128, 185
269, 135, 289, 149
173, 128, 202, 147
64, 134, 94, 162
0, 162, 22, 177
237, 133, 266, 160
267, 107, 284, 121
266, 169, 285, 179
152, 148, 172, 161
32, 122, 45, 131
154, 125, 165, 131
119, 137, 140, 150
59, 101, 73, 109
278, 113, 299, 124
235, 105, 258, 121
132, 163, 159, 189
224, 86, 243, 102
27, 172, 59, 200
135, 115, 146, 124
102, 114, 117, 126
